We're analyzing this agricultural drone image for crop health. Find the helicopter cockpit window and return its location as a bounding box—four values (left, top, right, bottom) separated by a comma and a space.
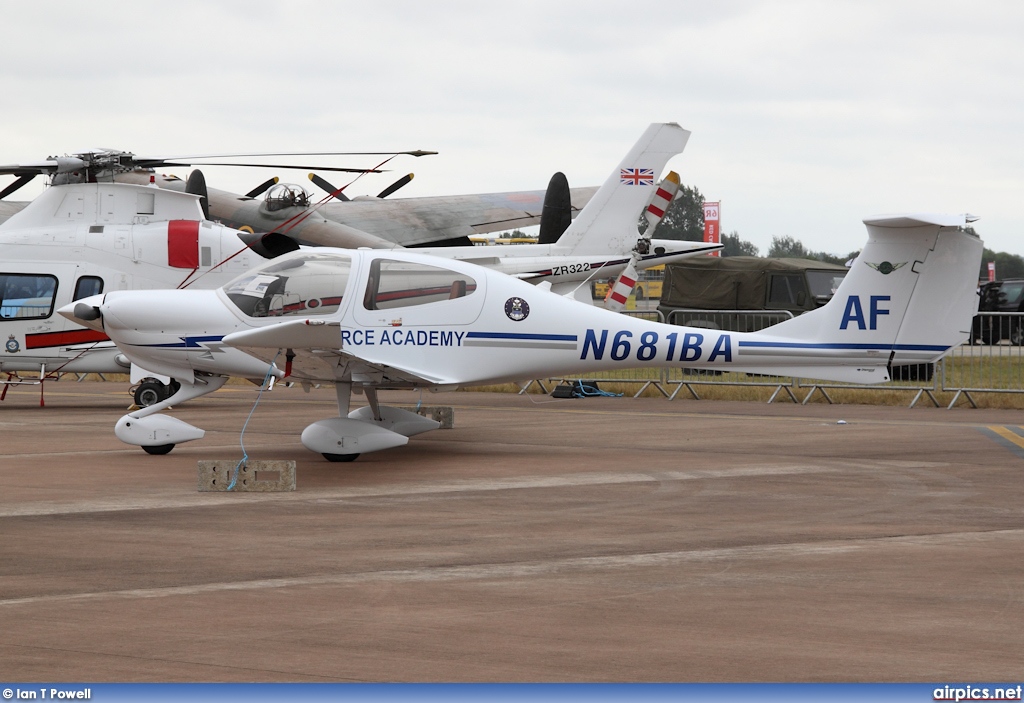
0, 273, 58, 320
363, 259, 478, 311
264, 183, 310, 212
223, 253, 351, 318
73, 276, 104, 301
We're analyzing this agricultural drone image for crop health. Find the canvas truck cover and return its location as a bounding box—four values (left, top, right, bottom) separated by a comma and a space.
660, 256, 849, 311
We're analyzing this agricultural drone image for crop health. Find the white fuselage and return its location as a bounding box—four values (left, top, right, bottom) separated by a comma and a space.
0, 183, 267, 374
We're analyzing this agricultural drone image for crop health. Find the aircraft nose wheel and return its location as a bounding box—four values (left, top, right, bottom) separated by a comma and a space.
142, 444, 175, 455
323, 453, 360, 462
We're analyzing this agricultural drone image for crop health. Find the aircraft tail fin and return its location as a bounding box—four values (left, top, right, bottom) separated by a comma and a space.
555, 123, 690, 255
741, 214, 982, 383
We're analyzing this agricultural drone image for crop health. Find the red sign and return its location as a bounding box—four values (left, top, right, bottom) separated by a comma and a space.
988, 261, 996, 282
703, 201, 721, 256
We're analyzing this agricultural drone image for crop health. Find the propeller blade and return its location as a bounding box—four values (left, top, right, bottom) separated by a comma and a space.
0, 174, 35, 200
185, 170, 210, 219
376, 173, 414, 199
604, 256, 641, 312
643, 171, 680, 235
538, 172, 572, 244
308, 173, 350, 202
73, 302, 102, 321
245, 177, 279, 199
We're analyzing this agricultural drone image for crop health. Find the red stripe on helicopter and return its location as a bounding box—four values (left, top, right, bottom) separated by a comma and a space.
168, 220, 200, 268
25, 329, 110, 350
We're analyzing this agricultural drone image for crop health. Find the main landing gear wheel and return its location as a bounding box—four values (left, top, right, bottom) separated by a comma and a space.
134, 381, 164, 407
134, 380, 181, 407
142, 444, 175, 455
323, 453, 360, 462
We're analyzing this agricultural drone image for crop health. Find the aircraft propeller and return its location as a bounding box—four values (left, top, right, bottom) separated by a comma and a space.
0, 175, 36, 200
308, 172, 417, 202
604, 171, 681, 311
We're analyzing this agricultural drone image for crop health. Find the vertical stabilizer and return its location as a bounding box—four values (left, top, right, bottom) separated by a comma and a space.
754, 214, 982, 375
556, 123, 690, 255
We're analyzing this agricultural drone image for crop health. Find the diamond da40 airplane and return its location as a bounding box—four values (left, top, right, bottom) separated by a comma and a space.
1, 123, 717, 402
63, 212, 982, 459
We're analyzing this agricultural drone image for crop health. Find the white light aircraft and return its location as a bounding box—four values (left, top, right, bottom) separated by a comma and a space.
0, 123, 715, 403
62, 213, 982, 459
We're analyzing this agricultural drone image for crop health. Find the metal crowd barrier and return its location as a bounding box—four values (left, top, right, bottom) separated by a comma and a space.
941, 312, 1024, 408
522, 310, 1024, 408
666, 308, 794, 332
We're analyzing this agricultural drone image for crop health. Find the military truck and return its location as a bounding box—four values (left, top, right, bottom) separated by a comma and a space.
972, 278, 1024, 344
657, 256, 848, 331
657, 255, 933, 381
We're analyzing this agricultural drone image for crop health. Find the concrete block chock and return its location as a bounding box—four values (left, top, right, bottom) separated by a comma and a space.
198, 460, 296, 492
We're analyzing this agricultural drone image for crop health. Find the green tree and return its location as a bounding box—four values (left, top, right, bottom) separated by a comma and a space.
806, 249, 860, 266
981, 248, 1024, 280
721, 230, 759, 257
767, 235, 809, 258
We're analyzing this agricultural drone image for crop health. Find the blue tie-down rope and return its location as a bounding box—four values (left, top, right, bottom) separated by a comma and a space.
228, 351, 281, 491
573, 380, 622, 398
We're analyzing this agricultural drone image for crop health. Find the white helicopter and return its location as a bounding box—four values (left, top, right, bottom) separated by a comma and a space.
0, 123, 717, 405
63, 213, 982, 459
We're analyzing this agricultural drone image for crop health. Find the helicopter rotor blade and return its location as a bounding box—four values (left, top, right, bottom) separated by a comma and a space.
158, 161, 384, 174
135, 150, 437, 166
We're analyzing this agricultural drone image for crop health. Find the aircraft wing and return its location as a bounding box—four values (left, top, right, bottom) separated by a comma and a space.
323, 187, 599, 247
222, 321, 457, 387
0, 200, 29, 225
144, 172, 598, 248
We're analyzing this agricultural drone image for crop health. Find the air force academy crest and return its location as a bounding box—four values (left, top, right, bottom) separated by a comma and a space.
6, 334, 20, 353
866, 261, 907, 275
504, 297, 529, 322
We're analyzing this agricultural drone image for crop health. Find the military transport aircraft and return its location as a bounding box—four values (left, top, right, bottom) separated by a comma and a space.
1, 123, 717, 404
62, 213, 982, 459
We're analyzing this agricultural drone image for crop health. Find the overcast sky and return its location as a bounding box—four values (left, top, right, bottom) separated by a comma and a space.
3, 1, 1022, 256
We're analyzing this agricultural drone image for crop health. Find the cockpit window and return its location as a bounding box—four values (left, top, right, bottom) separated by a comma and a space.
223, 253, 351, 318
363, 259, 477, 311
0, 274, 58, 320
